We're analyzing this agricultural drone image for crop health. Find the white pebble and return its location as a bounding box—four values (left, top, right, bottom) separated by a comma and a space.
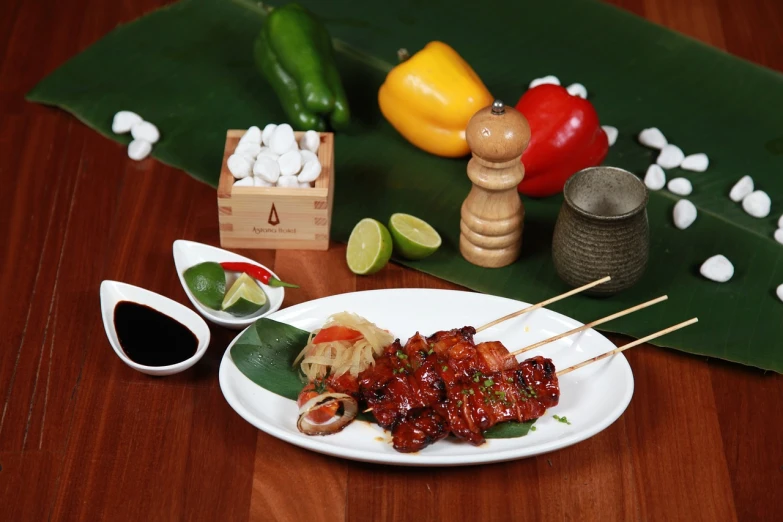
297, 160, 322, 183
299, 130, 320, 153
227, 154, 252, 179
681, 153, 709, 172
254, 177, 274, 187
127, 139, 152, 161
287, 140, 300, 153
656, 144, 684, 169
130, 121, 160, 144
270, 124, 295, 155
276, 175, 299, 188
300, 149, 318, 164
667, 177, 692, 196
774, 229, 783, 245
778, 214, 783, 229
742, 190, 771, 218
673, 199, 697, 230
529, 75, 560, 89
261, 124, 277, 146
729, 176, 754, 202
253, 156, 280, 183
234, 142, 261, 159
638, 128, 667, 149
602, 126, 618, 146
700, 255, 734, 283
777, 284, 783, 303
112, 111, 142, 134
644, 164, 666, 191
566, 83, 587, 98
233, 177, 254, 187
278, 150, 302, 177
239, 126, 262, 145
298, 181, 312, 188
257, 148, 279, 161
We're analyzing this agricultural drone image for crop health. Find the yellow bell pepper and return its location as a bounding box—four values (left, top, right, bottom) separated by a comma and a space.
378, 42, 494, 158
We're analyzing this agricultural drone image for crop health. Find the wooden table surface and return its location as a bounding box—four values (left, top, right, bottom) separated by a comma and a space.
3, 0, 782, 520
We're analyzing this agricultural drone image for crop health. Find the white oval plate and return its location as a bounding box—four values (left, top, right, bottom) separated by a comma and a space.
218, 289, 634, 466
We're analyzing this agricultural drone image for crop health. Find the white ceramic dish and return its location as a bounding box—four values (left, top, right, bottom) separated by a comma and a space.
173, 240, 285, 329
219, 289, 634, 466
100, 280, 211, 376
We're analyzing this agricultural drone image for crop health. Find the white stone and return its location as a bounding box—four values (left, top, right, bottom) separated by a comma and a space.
673, 199, 697, 230
127, 139, 152, 161
700, 255, 734, 283
257, 148, 279, 161
775, 229, 783, 245
681, 153, 709, 172
729, 176, 754, 202
742, 190, 771, 218
276, 175, 299, 188
298, 181, 312, 188
777, 284, 783, 303
300, 149, 318, 164
529, 75, 560, 89
299, 130, 320, 153
270, 124, 295, 155
566, 83, 587, 98
239, 126, 262, 145
667, 177, 692, 196
638, 127, 667, 149
112, 111, 142, 134
254, 177, 274, 187
130, 121, 160, 144
778, 214, 783, 229
233, 177, 254, 187
253, 156, 280, 183
602, 126, 618, 146
656, 144, 684, 169
227, 154, 252, 179
278, 150, 302, 177
234, 142, 261, 159
261, 124, 277, 146
644, 164, 666, 191
297, 160, 322, 183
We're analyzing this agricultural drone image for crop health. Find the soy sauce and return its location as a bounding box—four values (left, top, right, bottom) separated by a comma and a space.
114, 301, 198, 367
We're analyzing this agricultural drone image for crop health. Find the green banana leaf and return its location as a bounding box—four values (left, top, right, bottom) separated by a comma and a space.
27, 0, 783, 371
230, 318, 534, 438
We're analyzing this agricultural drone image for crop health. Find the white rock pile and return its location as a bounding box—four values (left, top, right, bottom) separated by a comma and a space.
112, 111, 159, 161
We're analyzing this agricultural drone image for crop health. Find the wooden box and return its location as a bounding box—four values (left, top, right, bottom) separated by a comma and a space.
217, 130, 334, 251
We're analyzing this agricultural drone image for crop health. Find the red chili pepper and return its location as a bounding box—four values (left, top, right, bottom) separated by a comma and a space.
515, 84, 609, 198
220, 261, 299, 288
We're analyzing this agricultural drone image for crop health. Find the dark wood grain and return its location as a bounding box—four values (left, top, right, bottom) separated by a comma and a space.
1, 0, 782, 520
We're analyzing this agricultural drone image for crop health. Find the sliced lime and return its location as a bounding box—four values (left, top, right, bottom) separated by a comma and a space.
388, 213, 442, 260
222, 273, 267, 316
184, 262, 226, 310
346, 218, 393, 275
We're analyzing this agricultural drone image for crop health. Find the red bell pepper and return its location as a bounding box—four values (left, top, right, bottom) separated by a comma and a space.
515, 84, 609, 198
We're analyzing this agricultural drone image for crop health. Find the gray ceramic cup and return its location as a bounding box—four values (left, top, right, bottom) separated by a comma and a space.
552, 166, 649, 295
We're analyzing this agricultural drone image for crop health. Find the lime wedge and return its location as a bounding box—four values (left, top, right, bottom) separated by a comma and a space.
184, 262, 226, 310
346, 218, 393, 275
388, 213, 442, 260
222, 273, 267, 316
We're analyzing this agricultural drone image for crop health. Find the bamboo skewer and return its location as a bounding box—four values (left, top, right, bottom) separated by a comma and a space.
557, 317, 698, 376
507, 295, 668, 358
475, 276, 611, 334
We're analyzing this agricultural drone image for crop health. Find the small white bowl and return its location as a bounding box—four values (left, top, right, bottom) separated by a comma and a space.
99, 280, 211, 376
173, 240, 285, 329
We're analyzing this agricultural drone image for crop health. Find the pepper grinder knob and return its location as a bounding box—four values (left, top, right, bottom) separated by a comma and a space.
460, 100, 530, 268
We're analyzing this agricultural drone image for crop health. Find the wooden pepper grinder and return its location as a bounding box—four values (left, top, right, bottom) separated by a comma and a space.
460, 100, 531, 268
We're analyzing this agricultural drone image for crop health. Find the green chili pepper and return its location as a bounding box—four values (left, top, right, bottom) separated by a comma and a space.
254, 4, 350, 130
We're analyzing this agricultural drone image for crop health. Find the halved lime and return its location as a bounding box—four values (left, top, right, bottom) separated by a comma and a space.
184, 262, 226, 310
346, 218, 393, 275
388, 213, 442, 260
222, 273, 267, 316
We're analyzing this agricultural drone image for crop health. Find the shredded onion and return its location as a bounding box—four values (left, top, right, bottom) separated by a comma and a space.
297, 392, 358, 436
293, 312, 394, 380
